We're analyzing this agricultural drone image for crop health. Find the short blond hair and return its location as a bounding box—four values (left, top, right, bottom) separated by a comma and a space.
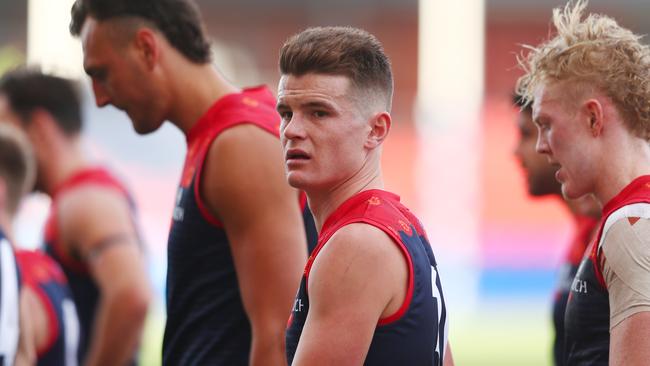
517, 0, 650, 139
0, 124, 35, 215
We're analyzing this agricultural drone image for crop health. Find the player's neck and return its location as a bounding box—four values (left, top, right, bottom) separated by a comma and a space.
167, 63, 241, 136
307, 168, 384, 232
566, 194, 601, 220
40, 137, 88, 196
593, 138, 650, 206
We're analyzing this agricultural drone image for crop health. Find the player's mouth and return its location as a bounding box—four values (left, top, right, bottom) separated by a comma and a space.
285, 149, 311, 164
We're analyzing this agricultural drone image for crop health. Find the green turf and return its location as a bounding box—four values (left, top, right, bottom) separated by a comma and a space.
138, 303, 164, 366
450, 302, 552, 366
137, 299, 553, 365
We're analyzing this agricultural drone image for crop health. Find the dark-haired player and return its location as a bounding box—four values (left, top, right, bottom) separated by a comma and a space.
0, 69, 150, 365
70, 0, 317, 364
513, 94, 599, 365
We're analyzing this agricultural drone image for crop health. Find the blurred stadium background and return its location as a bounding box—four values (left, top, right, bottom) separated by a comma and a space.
2, 0, 650, 364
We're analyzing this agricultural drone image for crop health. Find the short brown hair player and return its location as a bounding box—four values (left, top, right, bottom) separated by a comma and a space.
279, 27, 453, 366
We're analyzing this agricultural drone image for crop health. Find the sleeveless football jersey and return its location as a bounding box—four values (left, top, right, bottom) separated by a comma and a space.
43, 167, 135, 363
286, 189, 448, 365
565, 175, 650, 365
16, 249, 79, 366
552, 216, 598, 365
163, 86, 317, 365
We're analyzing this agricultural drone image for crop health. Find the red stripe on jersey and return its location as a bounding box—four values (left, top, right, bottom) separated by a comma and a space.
32, 283, 59, 357
304, 190, 416, 325
183, 86, 286, 228
15, 250, 64, 356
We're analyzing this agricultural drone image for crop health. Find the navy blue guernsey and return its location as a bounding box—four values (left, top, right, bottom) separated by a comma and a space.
564, 175, 650, 365
16, 250, 80, 366
552, 216, 597, 366
163, 86, 317, 365
43, 167, 137, 364
0, 231, 20, 366
286, 189, 448, 365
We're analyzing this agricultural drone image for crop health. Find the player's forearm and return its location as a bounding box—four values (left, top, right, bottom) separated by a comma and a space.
16, 289, 37, 366
84, 287, 150, 366
14, 348, 36, 366
14, 329, 37, 366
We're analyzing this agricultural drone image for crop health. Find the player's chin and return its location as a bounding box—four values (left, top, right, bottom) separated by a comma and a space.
561, 182, 588, 200
286, 172, 309, 190
131, 118, 163, 135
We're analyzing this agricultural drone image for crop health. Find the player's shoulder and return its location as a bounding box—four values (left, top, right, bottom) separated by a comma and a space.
309, 222, 406, 304
58, 184, 129, 215
204, 123, 284, 184
55, 181, 133, 239
331, 222, 391, 241
601, 217, 650, 273
602, 216, 650, 246
211, 122, 278, 153
322, 223, 400, 264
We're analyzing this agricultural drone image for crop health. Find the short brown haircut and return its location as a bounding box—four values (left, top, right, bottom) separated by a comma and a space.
517, 0, 650, 139
280, 26, 393, 111
0, 124, 35, 216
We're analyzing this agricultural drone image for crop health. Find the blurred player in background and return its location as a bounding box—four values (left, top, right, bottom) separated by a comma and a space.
0, 124, 80, 366
518, 1, 650, 364
279, 26, 452, 365
0, 125, 27, 366
70, 0, 316, 364
513, 94, 600, 365
0, 69, 150, 366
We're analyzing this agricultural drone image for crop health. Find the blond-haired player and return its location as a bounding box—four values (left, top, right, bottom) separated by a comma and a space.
517, 1, 650, 365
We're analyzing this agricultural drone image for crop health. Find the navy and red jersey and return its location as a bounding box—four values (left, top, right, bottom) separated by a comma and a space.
286, 189, 448, 365
552, 215, 598, 366
43, 167, 135, 363
15, 250, 79, 366
565, 175, 650, 365
0, 231, 20, 366
163, 86, 318, 365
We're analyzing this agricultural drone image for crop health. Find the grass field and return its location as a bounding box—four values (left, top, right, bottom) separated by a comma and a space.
450, 299, 552, 366
137, 298, 553, 366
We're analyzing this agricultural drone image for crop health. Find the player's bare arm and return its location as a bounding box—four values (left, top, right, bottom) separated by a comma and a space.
603, 218, 650, 366
610, 312, 650, 365
202, 124, 307, 366
292, 223, 408, 366
58, 186, 151, 366
15, 288, 38, 366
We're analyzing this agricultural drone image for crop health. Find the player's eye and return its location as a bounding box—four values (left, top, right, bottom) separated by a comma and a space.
280, 111, 293, 121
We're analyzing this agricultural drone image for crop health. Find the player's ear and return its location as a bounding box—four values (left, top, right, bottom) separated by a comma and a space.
365, 111, 391, 149
584, 98, 604, 137
133, 28, 160, 70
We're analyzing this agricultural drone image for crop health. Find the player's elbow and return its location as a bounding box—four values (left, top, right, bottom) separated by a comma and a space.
107, 283, 152, 329
250, 323, 287, 366
123, 285, 151, 326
